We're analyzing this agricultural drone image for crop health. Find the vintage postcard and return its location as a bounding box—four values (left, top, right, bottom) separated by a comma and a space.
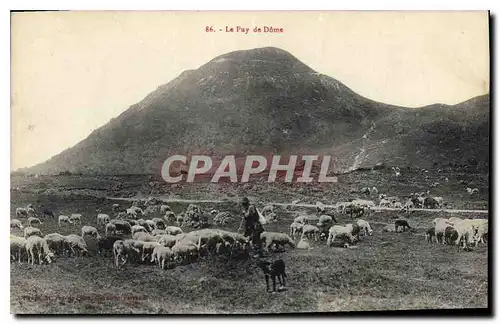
10, 11, 490, 314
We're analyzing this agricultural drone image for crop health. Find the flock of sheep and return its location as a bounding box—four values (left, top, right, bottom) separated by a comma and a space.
10, 186, 488, 273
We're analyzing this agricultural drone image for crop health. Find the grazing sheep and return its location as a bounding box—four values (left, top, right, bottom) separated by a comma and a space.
140, 241, 162, 263
152, 229, 166, 236
145, 220, 156, 231
152, 218, 166, 230
24, 226, 43, 239
425, 228, 436, 243
402, 200, 414, 214
260, 232, 295, 252
326, 225, 355, 247
27, 217, 43, 227
296, 238, 312, 250
293, 215, 308, 225
433, 197, 444, 207
345, 223, 361, 241
434, 218, 451, 244
10, 219, 23, 230
97, 213, 111, 225
356, 219, 373, 236
81, 226, 101, 240
423, 197, 439, 209
165, 226, 183, 236
383, 224, 397, 233
257, 259, 287, 292
97, 236, 122, 257
394, 219, 412, 232
379, 199, 392, 208
25, 236, 54, 265
42, 209, 55, 218
58, 215, 73, 227
44, 233, 69, 256
289, 222, 304, 239
131, 225, 148, 235
70, 214, 82, 225
155, 234, 178, 248
126, 206, 144, 219
105, 223, 117, 236
392, 202, 403, 209
113, 240, 141, 266
171, 240, 200, 264
133, 232, 156, 242
160, 204, 172, 215
344, 205, 365, 218
453, 220, 479, 249
10, 235, 27, 263
110, 219, 132, 235
444, 226, 459, 245
65, 234, 89, 257
473, 220, 488, 246
164, 211, 177, 224
151, 245, 174, 269
315, 201, 326, 214
301, 225, 321, 242
16, 207, 28, 218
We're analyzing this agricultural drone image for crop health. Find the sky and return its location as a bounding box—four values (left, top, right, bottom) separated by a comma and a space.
10, 11, 490, 170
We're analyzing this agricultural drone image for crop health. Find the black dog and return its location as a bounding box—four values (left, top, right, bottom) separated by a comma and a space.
257, 259, 287, 292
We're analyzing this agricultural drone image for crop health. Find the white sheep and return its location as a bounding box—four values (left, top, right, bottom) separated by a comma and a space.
151, 245, 174, 269
58, 215, 73, 227
105, 223, 117, 236
10, 219, 23, 230
326, 225, 355, 248
27, 217, 43, 227
357, 219, 373, 236
113, 240, 141, 267
10, 235, 27, 263
131, 225, 148, 235
97, 213, 111, 225
81, 225, 101, 240
25, 236, 54, 265
260, 232, 295, 252
301, 225, 321, 242
65, 234, 89, 257
132, 232, 156, 242
140, 241, 162, 262
165, 226, 183, 236
24, 226, 43, 239
70, 214, 82, 225
289, 222, 304, 239
44, 233, 69, 256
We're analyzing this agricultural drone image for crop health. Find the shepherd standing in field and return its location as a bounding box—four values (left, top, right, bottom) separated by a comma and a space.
238, 197, 266, 258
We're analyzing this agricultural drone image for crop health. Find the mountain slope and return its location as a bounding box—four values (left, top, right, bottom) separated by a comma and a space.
23, 47, 490, 175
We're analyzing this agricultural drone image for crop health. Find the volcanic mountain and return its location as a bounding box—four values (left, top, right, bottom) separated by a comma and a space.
23, 47, 490, 175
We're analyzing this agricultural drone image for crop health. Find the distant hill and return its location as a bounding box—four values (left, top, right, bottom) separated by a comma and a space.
23, 47, 490, 176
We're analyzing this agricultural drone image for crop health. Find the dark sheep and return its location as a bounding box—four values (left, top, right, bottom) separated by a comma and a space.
425, 227, 435, 243
257, 259, 287, 292
42, 209, 55, 218
110, 219, 132, 235
444, 226, 459, 245
423, 197, 439, 209
394, 219, 411, 232
97, 236, 123, 257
